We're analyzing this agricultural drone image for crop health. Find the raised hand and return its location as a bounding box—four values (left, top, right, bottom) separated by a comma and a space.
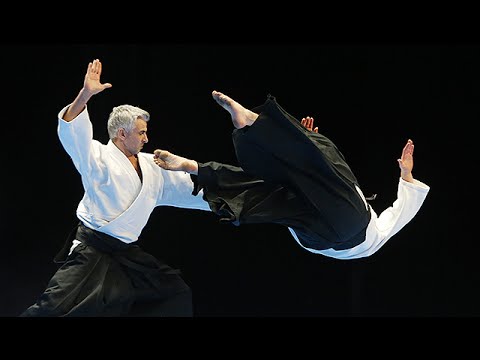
300, 116, 318, 133
83, 59, 112, 97
62, 59, 113, 121
397, 139, 415, 183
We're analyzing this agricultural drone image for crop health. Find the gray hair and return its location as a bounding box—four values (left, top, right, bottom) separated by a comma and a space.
107, 104, 150, 140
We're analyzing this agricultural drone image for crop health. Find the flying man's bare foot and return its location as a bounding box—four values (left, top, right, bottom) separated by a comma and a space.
153, 149, 198, 175
212, 90, 259, 129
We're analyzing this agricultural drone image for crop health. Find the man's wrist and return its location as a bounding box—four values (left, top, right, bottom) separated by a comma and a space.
401, 173, 414, 183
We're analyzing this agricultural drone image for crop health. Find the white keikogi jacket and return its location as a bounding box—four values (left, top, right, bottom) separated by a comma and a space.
289, 179, 430, 259
57, 104, 211, 244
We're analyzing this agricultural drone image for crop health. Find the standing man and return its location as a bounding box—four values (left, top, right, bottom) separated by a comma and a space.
21, 59, 211, 316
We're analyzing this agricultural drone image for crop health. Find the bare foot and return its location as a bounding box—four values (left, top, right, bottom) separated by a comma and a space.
153, 149, 198, 175
212, 90, 259, 129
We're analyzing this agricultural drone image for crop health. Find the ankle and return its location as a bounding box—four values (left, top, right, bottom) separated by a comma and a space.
184, 160, 199, 175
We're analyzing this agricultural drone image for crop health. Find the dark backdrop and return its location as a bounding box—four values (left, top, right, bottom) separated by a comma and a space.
1, 43, 477, 317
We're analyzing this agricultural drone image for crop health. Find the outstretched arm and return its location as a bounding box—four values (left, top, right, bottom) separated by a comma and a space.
62, 59, 112, 122
398, 139, 415, 183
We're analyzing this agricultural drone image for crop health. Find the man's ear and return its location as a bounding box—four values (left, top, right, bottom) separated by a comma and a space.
118, 128, 127, 139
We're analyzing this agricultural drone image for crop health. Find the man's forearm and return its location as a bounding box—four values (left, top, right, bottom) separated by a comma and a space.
63, 88, 93, 122
401, 171, 414, 183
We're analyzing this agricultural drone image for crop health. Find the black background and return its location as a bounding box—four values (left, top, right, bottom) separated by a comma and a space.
1, 41, 477, 318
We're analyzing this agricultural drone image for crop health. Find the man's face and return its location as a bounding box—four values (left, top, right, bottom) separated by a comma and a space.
123, 118, 148, 156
